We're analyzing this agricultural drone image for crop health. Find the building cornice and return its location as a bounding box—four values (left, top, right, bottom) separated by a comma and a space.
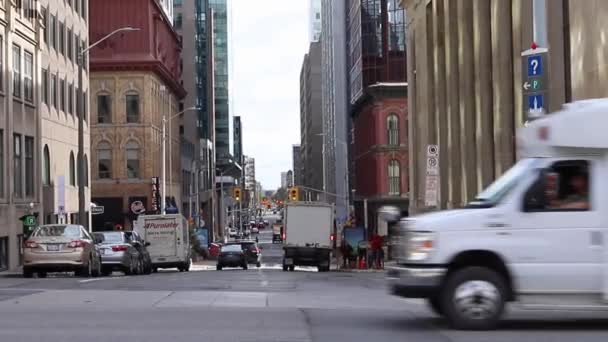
350, 83, 408, 118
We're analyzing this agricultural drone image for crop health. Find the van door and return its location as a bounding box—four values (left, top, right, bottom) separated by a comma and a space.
512, 159, 602, 296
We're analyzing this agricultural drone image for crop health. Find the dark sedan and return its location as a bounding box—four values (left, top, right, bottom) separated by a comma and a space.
217, 244, 248, 270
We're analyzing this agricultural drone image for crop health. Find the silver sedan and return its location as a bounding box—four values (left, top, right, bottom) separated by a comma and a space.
94, 231, 143, 276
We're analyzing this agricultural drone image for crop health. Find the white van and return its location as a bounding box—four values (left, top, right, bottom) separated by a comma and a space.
134, 214, 191, 272
385, 99, 608, 330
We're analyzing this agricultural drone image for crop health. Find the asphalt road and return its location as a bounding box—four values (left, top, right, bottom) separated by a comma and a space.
2, 213, 608, 341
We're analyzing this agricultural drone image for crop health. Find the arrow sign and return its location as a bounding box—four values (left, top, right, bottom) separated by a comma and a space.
523, 82, 531, 90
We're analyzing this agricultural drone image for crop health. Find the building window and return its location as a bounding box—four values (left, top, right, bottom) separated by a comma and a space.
51, 74, 57, 108
69, 151, 76, 186
84, 154, 88, 186
67, 28, 73, 61
126, 141, 140, 179
51, 15, 57, 49
174, 13, 183, 29
59, 21, 65, 55
0, 237, 7, 271
25, 136, 33, 197
97, 94, 111, 123
0, 129, 3, 197
68, 83, 74, 115
60, 79, 66, 112
13, 134, 22, 197
12, 45, 20, 98
388, 160, 401, 196
174, 0, 182, 6
41, 69, 48, 104
387, 114, 399, 145
23, 51, 33, 102
0, 35, 3, 92
43, 145, 50, 186
41, 8, 48, 45
97, 142, 112, 179
126, 93, 139, 123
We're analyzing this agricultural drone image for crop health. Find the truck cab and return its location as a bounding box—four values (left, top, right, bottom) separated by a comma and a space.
385, 99, 608, 330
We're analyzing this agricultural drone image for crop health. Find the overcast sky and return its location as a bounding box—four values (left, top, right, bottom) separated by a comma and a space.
230, 0, 310, 190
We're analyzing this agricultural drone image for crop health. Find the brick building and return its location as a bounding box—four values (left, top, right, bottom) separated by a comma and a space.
89, 0, 186, 230
347, 0, 408, 235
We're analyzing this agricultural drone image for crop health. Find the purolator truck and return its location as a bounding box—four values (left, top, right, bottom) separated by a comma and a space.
384, 99, 608, 329
134, 214, 191, 272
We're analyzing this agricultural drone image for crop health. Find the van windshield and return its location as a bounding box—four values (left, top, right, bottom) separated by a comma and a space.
468, 158, 540, 208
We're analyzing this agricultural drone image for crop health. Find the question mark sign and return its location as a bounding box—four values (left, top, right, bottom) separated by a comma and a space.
531, 59, 539, 75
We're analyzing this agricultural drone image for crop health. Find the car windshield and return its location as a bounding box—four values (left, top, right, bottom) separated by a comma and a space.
100, 232, 125, 243
241, 243, 256, 251
222, 244, 242, 252
469, 158, 540, 207
33, 225, 81, 238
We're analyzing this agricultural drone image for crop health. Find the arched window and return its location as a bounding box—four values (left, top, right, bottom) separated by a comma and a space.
126, 141, 140, 179
43, 145, 50, 186
69, 152, 76, 186
97, 142, 112, 179
387, 114, 399, 146
126, 92, 140, 123
84, 154, 89, 187
97, 93, 112, 123
388, 160, 401, 196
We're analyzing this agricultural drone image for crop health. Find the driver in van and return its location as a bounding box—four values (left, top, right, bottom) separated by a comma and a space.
551, 171, 589, 210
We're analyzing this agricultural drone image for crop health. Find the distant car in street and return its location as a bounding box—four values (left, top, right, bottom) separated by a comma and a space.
94, 231, 144, 276
228, 228, 237, 238
251, 227, 259, 234
263, 220, 269, 226
234, 240, 262, 267
23, 224, 102, 278
217, 243, 248, 270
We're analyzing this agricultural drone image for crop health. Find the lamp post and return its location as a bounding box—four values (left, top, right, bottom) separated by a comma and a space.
78, 26, 139, 229
162, 106, 198, 215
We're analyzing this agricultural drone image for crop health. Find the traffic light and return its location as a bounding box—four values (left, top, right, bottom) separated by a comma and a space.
233, 187, 242, 202
288, 187, 299, 201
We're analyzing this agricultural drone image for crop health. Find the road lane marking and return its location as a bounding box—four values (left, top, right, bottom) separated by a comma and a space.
79, 276, 128, 283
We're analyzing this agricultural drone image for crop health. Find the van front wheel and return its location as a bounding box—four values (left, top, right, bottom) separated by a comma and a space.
440, 267, 506, 330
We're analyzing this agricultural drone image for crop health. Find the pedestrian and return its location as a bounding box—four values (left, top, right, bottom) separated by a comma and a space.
370, 233, 383, 269
341, 242, 353, 269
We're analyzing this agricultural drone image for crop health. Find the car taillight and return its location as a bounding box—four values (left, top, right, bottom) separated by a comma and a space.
67, 240, 87, 248
282, 233, 286, 240
330, 234, 335, 241
24, 240, 38, 248
112, 245, 128, 252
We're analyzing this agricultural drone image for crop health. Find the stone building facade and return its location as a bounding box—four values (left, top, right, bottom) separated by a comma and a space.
401, 0, 606, 213
89, 0, 185, 230
0, 2, 41, 271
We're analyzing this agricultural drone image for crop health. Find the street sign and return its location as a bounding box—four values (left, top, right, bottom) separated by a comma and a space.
91, 206, 104, 215
521, 47, 549, 120
425, 145, 439, 207
21, 215, 37, 227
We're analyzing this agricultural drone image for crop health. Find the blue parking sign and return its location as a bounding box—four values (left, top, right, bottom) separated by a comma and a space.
527, 55, 542, 77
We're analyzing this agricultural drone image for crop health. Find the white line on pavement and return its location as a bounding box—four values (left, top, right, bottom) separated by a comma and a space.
79, 276, 127, 283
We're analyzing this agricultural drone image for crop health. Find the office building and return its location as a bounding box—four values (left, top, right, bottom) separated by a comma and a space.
292, 145, 302, 186
321, 0, 350, 224
0, 3, 42, 271
174, 0, 216, 236
89, 0, 186, 230
299, 42, 323, 199
400, 0, 607, 213
233, 116, 242, 164
347, 0, 408, 234
309, 0, 322, 42
39, 0, 91, 229
280, 171, 288, 189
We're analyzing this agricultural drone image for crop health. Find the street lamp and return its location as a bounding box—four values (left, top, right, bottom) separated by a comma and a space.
77, 26, 140, 229
162, 106, 198, 214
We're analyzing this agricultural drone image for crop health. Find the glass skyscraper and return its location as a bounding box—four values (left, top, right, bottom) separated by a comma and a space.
209, 0, 231, 166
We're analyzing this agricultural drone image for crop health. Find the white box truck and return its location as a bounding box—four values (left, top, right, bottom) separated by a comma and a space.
134, 214, 191, 272
283, 202, 333, 272
384, 99, 608, 330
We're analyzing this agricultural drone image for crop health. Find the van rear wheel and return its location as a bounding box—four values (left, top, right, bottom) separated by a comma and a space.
440, 267, 506, 330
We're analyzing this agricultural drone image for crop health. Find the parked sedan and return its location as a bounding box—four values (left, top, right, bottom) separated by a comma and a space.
216, 244, 248, 270
94, 231, 143, 276
23, 224, 102, 278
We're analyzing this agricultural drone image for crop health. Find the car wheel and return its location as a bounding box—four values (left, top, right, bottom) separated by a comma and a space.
427, 296, 443, 316
92, 259, 101, 278
102, 269, 112, 277
216, 265, 222, 271
242, 264, 248, 270
138, 260, 145, 275
282, 265, 288, 271
441, 267, 507, 330
23, 267, 33, 278
289, 265, 295, 272
152, 268, 158, 273
80, 260, 92, 278
144, 263, 152, 275
37, 271, 47, 278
